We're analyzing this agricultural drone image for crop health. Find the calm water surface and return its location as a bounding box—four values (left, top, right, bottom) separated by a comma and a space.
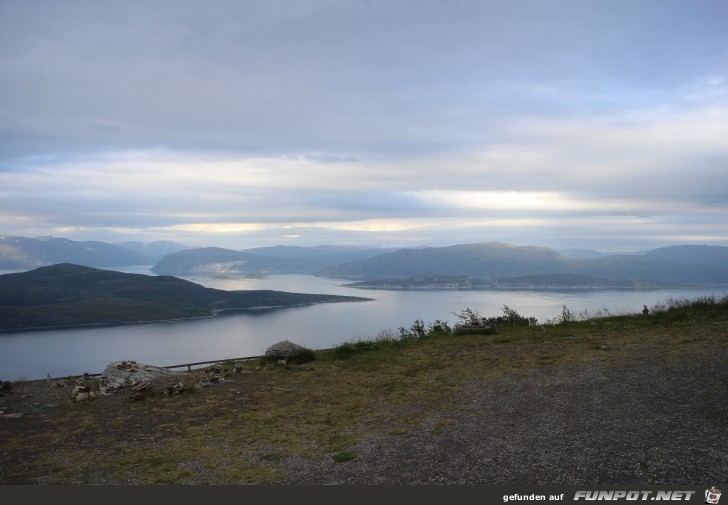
1, 267, 725, 380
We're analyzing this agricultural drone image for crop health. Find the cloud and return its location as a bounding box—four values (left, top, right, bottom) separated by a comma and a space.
1, 1, 727, 249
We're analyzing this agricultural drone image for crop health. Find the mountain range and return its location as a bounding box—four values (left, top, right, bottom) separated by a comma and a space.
2, 235, 728, 285
150, 245, 398, 275
318, 242, 728, 284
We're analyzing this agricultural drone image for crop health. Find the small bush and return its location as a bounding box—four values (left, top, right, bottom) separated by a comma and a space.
427, 319, 452, 336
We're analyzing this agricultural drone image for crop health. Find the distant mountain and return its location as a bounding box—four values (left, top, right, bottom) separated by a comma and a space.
152, 245, 399, 275
556, 248, 617, 259
319, 242, 570, 279
117, 241, 192, 261
0, 235, 153, 269
243, 245, 398, 262
644, 245, 728, 267
0, 264, 369, 331
319, 241, 728, 284
152, 247, 303, 275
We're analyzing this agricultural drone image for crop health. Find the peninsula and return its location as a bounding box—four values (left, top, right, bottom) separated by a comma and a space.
0, 264, 371, 331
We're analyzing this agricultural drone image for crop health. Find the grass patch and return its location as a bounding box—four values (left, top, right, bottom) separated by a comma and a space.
332, 450, 359, 463
431, 418, 458, 436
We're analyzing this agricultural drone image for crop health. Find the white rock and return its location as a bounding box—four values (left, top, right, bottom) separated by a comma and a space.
99, 361, 174, 395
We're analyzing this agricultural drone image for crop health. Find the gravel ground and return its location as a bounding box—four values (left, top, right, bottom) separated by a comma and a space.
288, 361, 727, 484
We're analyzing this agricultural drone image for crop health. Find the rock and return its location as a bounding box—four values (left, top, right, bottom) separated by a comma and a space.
132, 380, 152, 392
163, 381, 187, 396
99, 361, 174, 395
265, 340, 311, 359
70, 384, 97, 402
0, 412, 23, 419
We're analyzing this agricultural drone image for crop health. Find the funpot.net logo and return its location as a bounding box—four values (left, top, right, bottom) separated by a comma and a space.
705, 488, 721, 505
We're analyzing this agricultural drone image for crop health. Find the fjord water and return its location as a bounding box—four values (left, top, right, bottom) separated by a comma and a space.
0, 268, 725, 381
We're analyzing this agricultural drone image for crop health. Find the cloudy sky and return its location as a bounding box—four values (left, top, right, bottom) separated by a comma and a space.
1, 0, 727, 252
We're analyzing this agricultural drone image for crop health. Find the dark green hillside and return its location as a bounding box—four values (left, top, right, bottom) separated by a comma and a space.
0, 264, 370, 331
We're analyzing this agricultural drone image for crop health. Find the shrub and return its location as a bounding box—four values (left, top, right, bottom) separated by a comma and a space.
427, 319, 452, 336
455, 305, 537, 329
335, 317, 453, 357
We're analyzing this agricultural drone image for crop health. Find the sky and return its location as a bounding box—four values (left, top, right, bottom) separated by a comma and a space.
1, 0, 727, 252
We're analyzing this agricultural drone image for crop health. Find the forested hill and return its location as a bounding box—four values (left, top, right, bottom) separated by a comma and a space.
0, 264, 370, 331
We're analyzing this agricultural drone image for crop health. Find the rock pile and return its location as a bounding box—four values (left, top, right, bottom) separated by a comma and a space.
70, 384, 98, 402
203, 364, 225, 382
195, 361, 251, 385
99, 360, 175, 396
47, 378, 67, 388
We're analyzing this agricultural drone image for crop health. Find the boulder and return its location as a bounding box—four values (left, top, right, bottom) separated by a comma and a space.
265, 340, 311, 359
99, 361, 174, 395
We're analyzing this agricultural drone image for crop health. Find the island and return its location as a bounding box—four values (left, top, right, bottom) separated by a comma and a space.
0, 263, 371, 331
